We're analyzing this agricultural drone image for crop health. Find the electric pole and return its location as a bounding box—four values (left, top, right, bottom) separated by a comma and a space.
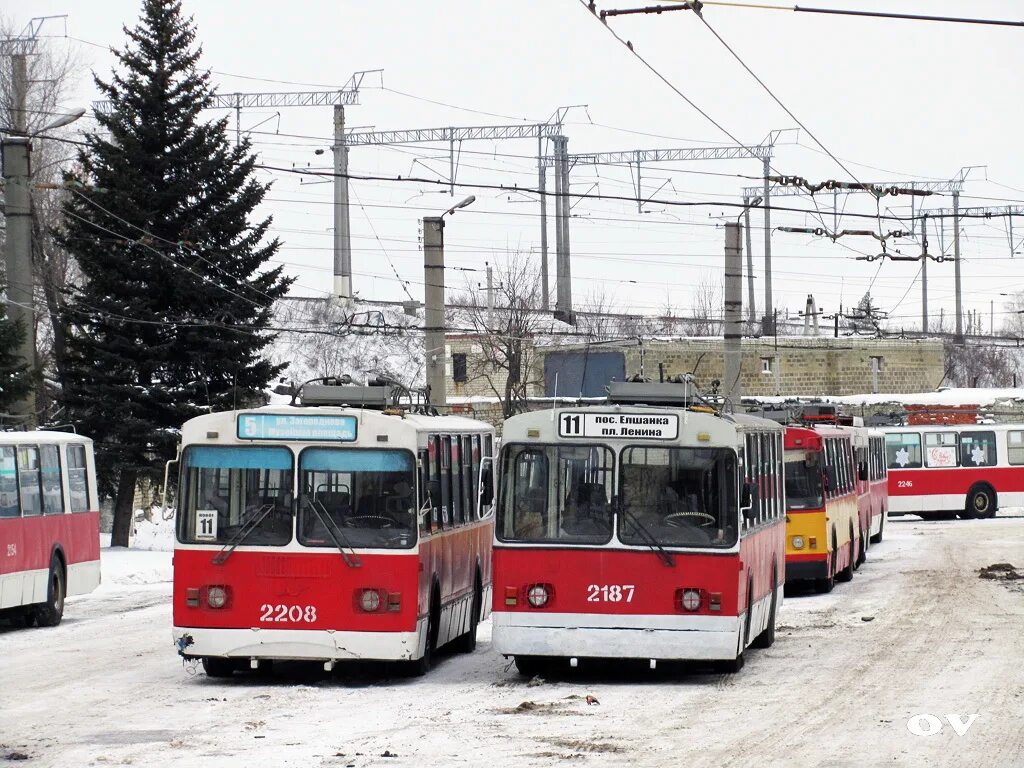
762, 157, 773, 336
423, 216, 447, 408
743, 201, 756, 328
723, 222, 743, 412
953, 190, 964, 343
2, 138, 35, 424
921, 213, 929, 333
332, 104, 352, 303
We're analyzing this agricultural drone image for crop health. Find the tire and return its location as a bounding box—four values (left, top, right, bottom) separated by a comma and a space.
751, 581, 777, 649
410, 589, 440, 677
966, 486, 996, 520
513, 655, 547, 677
870, 513, 884, 544
453, 579, 481, 654
855, 528, 866, 569
34, 556, 66, 627
814, 552, 835, 594
836, 539, 855, 583
202, 657, 236, 678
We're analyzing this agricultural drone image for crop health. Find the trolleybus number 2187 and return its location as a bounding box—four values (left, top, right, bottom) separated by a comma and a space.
586, 584, 635, 603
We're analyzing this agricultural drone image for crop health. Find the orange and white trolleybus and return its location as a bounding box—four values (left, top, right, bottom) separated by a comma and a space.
171, 380, 496, 676
492, 381, 785, 674
0, 431, 100, 626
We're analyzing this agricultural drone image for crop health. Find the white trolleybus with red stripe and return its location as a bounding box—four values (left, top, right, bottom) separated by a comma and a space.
0, 432, 100, 627
492, 380, 786, 675
171, 379, 496, 677
881, 423, 1024, 520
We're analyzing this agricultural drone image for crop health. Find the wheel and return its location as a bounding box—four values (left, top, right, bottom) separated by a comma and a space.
201, 657, 237, 678
836, 539, 855, 583
855, 528, 866, 568
751, 582, 777, 649
966, 486, 996, 519
453, 579, 481, 654
33, 556, 66, 627
410, 590, 440, 677
814, 553, 835, 594
513, 655, 547, 677
870, 514, 884, 544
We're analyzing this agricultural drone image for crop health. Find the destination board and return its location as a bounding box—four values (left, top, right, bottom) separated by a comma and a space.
237, 413, 358, 442
558, 412, 679, 440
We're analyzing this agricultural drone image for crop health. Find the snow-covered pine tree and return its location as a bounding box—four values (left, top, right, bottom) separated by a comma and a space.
0, 299, 32, 413
57, 0, 292, 546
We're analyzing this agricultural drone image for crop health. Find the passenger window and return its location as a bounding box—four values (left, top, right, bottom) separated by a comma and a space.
886, 432, 922, 469
960, 431, 997, 468
17, 446, 42, 516
450, 436, 463, 526
1008, 430, 1024, 466
40, 444, 63, 515
0, 446, 19, 517
440, 436, 452, 527
924, 431, 958, 468
66, 444, 90, 512
462, 436, 474, 521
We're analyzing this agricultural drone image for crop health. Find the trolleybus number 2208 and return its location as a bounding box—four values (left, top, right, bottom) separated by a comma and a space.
587, 584, 635, 603
258, 604, 319, 623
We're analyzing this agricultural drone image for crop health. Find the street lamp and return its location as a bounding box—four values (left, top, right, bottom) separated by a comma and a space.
423, 196, 476, 409
2, 105, 85, 425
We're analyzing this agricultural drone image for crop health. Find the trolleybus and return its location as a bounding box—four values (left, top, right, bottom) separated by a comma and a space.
783, 424, 861, 592
0, 431, 100, 626
881, 423, 1024, 519
491, 380, 785, 674
171, 380, 496, 676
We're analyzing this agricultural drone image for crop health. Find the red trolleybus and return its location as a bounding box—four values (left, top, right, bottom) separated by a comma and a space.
171, 381, 496, 677
848, 427, 888, 559
492, 381, 785, 674
0, 432, 100, 627
783, 425, 860, 592
881, 423, 1024, 520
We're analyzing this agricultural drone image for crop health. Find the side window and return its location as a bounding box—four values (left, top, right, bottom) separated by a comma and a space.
1008, 430, 1024, 466
0, 446, 19, 517
17, 446, 42, 516
960, 431, 997, 468
417, 447, 430, 531
774, 433, 783, 519
450, 436, 463, 526
886, 432, 921, 469
462, 435, 475, 521
40, 444, 63, 515
471, 435, 482, 518
440, 436, 452, 527
430, 435, 443, 530
924, 431, 959, 468
66, 444, 90, 512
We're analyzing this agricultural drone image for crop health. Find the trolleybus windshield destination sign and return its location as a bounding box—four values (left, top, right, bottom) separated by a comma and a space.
236, 413, 358, 442
558, 412, 679, 440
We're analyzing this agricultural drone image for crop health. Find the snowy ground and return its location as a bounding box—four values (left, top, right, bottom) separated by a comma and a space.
3, 514, 1023, 768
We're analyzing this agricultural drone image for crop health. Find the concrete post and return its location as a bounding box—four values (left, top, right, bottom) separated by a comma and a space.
332, 104, 353, 301
724, 222, 743, 412
953, 191, 963, 343
743, 201, 756, 328
761, 157, 774, 336
921, 214, 929, 333
538, 136, 550, 311
553, 135, 574, 324
423, 216, 447, 407
2, 137, 37, 425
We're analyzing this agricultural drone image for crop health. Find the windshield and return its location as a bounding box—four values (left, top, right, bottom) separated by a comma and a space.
619, 446, 738, 548
297, 449, 416, 549
177, 446, 293, 546
785, 453, 824, 510
497, 443, 614, 544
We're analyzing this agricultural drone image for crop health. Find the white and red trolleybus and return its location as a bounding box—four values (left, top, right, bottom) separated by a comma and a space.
852, 428, 888, 545
881, 423, 1024, 519
171, 381, 496, 677
0, 431, 100, 626
491, 381, 785, 674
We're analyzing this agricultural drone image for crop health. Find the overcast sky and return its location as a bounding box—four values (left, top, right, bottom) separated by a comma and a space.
19, 0, 1024, 334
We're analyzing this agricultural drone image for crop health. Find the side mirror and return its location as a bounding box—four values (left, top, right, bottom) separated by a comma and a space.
479, 460, 494, 508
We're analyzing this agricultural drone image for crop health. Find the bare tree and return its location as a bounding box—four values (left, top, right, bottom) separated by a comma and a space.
455, 253, 546, 418
684, 276, 722, 337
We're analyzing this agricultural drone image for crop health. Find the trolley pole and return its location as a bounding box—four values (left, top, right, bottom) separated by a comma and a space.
723, 222, 743, 412
2, 137, 36, 425
423, 216, 447, 408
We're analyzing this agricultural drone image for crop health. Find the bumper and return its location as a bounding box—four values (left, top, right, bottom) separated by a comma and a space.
173, 621, 426, 662
491, 611, 741, 661
786, 556, 829, 582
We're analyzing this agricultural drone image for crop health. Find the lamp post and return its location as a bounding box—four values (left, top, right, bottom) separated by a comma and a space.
2, 107, 85, 425
423, 196, 475, 408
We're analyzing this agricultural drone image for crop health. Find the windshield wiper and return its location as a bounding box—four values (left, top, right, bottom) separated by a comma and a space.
617, 500, 675, 568
212, 503, 276, 565
306, 499, 362, 568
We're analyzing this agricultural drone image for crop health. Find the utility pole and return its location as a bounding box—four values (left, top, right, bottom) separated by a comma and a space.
743, 200, 756, 328
486, 261, 495, 324
723, 222, 743, 412
762, 157, 773, 336
953, 191, 964, 343
332, 104, 353, 302
538, 135, 550, 310
920, 213, 929, 333
11, 54, 27, 132
2, 138, 35, 424
553, 134, 574, 324
423, 216, 447, 408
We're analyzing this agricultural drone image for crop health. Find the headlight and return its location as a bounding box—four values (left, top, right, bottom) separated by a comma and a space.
792, 535, 805, 550
359, 589, 382, 612
526, 584, 550, 608
207, 586, 228, 609
680, 588, 702, 612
